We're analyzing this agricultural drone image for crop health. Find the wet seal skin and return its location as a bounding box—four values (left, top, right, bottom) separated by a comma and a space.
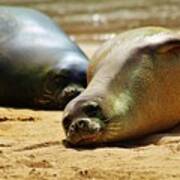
0, 6, 88, 109
62, 27, 180, 146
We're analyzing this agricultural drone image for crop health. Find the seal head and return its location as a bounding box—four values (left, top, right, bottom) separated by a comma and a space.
63, 98, 107, 145
38, 52, 88, 109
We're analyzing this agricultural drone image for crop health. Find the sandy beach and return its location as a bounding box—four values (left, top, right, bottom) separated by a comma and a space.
0, 0, 180, 179
0, 43, 179, 180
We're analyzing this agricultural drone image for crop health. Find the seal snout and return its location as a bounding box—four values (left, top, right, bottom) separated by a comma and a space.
69, 118, 100, 135
62, 100, 107, 145
66, 117, 102, 144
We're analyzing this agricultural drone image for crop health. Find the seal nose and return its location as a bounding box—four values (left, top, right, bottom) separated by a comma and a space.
69, 118, 90, 135
67, 118, 102, 138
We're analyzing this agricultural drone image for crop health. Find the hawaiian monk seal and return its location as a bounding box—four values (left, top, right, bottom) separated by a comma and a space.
62, 27, 180, 145
0, 6, 88, 109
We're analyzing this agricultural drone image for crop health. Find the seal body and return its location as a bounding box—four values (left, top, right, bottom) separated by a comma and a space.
0, 6, 88, 109
62, 27, 180, 145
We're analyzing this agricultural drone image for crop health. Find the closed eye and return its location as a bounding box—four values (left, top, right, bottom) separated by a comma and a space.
82, 101, 101, 117
62, 115, 72, 131
82, 101, 107, 121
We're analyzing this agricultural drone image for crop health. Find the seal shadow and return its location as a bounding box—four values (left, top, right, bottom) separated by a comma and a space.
62, 123, 180, 150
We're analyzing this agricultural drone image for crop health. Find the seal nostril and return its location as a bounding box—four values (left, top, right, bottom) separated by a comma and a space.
77, 119, 87, 129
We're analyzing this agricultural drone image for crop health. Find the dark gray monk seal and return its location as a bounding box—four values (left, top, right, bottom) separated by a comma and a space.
62, 27, 180, 145
0, 6, 88, 109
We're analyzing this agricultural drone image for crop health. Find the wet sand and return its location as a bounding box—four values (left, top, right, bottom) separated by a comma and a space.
0, 44, 179, 180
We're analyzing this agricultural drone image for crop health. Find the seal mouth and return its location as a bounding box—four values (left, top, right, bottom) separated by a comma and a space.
66, 132, 102, 145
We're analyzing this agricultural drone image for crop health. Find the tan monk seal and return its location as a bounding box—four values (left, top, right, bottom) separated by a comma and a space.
62, 27, 180, 146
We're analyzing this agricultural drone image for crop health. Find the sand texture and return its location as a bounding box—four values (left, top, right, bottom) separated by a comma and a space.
0, 43, 179, 180
0, 106, 179, 180
0, 0, 179, 179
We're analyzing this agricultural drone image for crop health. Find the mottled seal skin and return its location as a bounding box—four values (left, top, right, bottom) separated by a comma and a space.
0, 6, 88, 109
62, 27, 180, 146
